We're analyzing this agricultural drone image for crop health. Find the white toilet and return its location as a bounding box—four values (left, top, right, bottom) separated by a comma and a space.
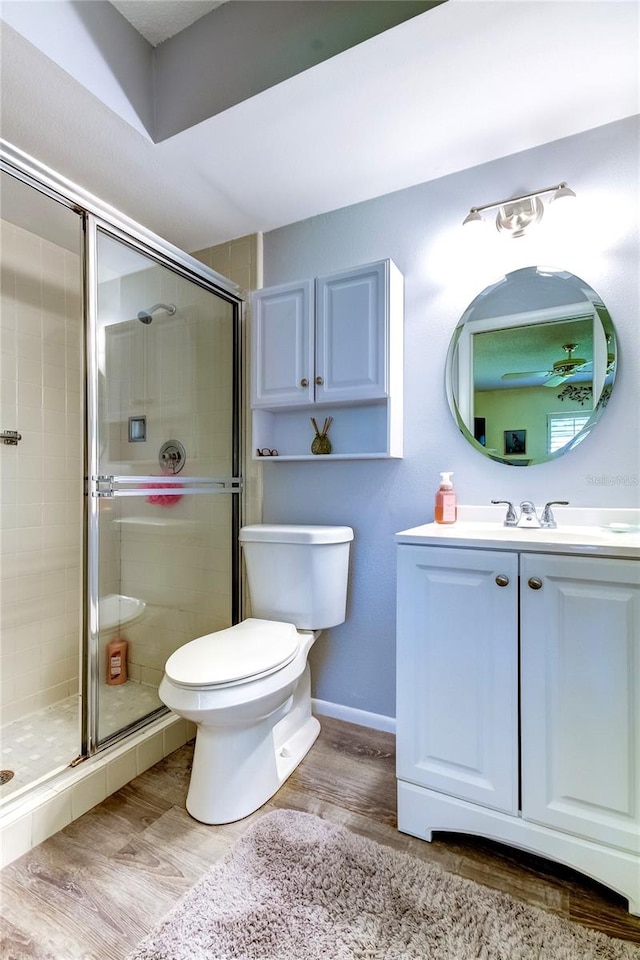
159, 523, 353, 825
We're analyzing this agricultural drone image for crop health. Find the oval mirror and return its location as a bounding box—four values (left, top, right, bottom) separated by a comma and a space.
445, 266, 617, 466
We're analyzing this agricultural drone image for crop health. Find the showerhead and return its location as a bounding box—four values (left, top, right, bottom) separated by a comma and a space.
136, 303, 177, 324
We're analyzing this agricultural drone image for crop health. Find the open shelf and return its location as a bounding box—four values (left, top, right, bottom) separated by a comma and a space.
252, 399, 401, 461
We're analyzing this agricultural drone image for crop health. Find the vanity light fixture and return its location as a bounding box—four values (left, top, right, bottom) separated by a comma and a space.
462, 183, 576, 238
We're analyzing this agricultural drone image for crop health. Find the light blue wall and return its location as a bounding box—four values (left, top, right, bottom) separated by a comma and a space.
261, 116, 640, 721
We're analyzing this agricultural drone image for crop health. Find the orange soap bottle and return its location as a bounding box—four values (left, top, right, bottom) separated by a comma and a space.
106, 635, 128, 685
434, 471, 457, 524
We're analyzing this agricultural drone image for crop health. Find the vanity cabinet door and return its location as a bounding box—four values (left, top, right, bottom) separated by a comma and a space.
396, 545, 519, 814
520, 553, 640, 854
251, 279, 314, 407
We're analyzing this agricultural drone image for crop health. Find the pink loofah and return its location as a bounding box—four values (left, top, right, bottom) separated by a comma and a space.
145, 481, 183, 506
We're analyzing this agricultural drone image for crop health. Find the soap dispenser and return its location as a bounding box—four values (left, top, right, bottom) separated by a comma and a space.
435, 471, 457, 524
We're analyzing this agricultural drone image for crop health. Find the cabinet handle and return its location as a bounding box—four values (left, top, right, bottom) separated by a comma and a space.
315, 376, 324, 386
300, 378, 309, 388
495, 574, 510, 587
528, 577, 543, 590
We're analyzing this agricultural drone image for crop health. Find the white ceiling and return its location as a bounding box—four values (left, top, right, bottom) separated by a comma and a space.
0, 1, 638, 253
110, 0, 227, 47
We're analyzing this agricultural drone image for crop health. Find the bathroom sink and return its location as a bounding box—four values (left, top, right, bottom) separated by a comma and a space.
396, 507, 640, 558
451, 522, 633, 544
99, 594, 146, 632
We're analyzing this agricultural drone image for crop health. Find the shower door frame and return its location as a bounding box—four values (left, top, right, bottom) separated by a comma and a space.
0, 141, 244, 770
85, 216, 243, 753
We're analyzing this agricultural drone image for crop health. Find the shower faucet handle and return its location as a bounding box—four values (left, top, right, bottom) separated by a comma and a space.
159, 440, 186, 474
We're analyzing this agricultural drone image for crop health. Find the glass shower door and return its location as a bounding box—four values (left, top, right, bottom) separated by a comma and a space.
0, 170, 84, 797
89, 225, 241, 747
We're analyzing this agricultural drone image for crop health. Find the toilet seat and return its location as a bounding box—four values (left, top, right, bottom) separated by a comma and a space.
164, 618, 299, 689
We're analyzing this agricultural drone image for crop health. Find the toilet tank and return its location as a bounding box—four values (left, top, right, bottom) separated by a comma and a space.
239, 524, 353, 630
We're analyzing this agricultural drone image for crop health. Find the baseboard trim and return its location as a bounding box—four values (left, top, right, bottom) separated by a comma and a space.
312, 698, 396, 734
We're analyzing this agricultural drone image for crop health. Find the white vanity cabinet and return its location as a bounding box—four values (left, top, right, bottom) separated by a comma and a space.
396, 546, 520, 814
396, 524, 640, 915
250, 260, 403, 460
520, 553, 640, 855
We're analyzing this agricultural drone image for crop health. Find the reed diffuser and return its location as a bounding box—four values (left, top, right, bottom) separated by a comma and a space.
311, 416, 333, 455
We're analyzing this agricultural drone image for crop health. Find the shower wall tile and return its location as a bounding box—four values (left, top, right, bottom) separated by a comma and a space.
194, 233, 264, 615
139, 665, 163, 688
105, 749, 138, 795
31, 789, 73, 847
0, 218, 83, 727
0, 373, 17, 412
71, 767, 108, 820
192, 233, 264, 619
163, 718, 190, 755
136, 730, 164, 774
0, 811, 32, 868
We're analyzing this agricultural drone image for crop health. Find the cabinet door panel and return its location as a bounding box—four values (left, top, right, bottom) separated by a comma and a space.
315, 262, 387, 402
397, 545, 518, 813
251, 280, 314, 407
521, 553, 640, 853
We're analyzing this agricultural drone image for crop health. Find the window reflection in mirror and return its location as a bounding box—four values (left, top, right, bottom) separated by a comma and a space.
445, 267, 616, 466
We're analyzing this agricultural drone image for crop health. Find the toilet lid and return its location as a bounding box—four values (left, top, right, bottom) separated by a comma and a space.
164, 619, 299, 688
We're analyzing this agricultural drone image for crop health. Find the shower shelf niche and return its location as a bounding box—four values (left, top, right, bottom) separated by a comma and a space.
99, 594, 146, 632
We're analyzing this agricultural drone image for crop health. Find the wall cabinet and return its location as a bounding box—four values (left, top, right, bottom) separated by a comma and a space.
396, 541, 640, 915
250, 260, 403, 460
251, 278, 315, 408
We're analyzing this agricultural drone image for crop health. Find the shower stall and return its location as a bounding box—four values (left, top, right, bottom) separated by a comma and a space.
0, 143, 242, 804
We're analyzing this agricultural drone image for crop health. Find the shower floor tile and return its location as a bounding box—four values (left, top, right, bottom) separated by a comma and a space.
99, 681, 163, 740
0, 682, 163, 801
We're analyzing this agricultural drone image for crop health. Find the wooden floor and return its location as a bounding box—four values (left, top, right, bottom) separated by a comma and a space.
1, 717, 639, 958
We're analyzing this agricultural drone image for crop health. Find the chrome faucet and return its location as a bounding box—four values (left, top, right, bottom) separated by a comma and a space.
491, 499, 570, 529
517, 501, 541, 528
491, 500, 518, 527
540, 500, 569, 529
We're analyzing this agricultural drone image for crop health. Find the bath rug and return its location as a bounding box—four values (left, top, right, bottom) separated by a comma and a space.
127, 809, 639, 960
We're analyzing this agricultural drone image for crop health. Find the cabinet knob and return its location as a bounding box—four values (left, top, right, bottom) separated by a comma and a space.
315, 376, 324, 386
495, 574, 510, 587
300, 378, 309, 388
528, 576, 543, 590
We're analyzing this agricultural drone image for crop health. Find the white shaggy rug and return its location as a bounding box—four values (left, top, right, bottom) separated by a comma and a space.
127, 809, 639, 959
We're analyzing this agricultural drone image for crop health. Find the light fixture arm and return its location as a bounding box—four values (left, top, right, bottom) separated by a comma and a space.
468, 183, 571, 216
463, 182, 576, 237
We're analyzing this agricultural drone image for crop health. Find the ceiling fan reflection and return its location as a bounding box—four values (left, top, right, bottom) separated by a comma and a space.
501, 343, 591, 388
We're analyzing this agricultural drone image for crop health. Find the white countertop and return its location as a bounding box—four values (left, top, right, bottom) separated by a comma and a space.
396, 506, 640, 559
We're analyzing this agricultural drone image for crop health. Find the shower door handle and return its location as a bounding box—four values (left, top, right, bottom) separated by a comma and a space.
90, 475, 243, 497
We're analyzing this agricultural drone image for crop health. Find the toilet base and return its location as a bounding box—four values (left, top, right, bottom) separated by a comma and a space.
273, 712, 320, 786
185, 665, 320, 824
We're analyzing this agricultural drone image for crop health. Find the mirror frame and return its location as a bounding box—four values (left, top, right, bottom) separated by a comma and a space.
445, 266, 617, 466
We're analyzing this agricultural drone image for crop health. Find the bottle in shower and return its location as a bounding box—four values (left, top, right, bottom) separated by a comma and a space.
106, 635, 128, 685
